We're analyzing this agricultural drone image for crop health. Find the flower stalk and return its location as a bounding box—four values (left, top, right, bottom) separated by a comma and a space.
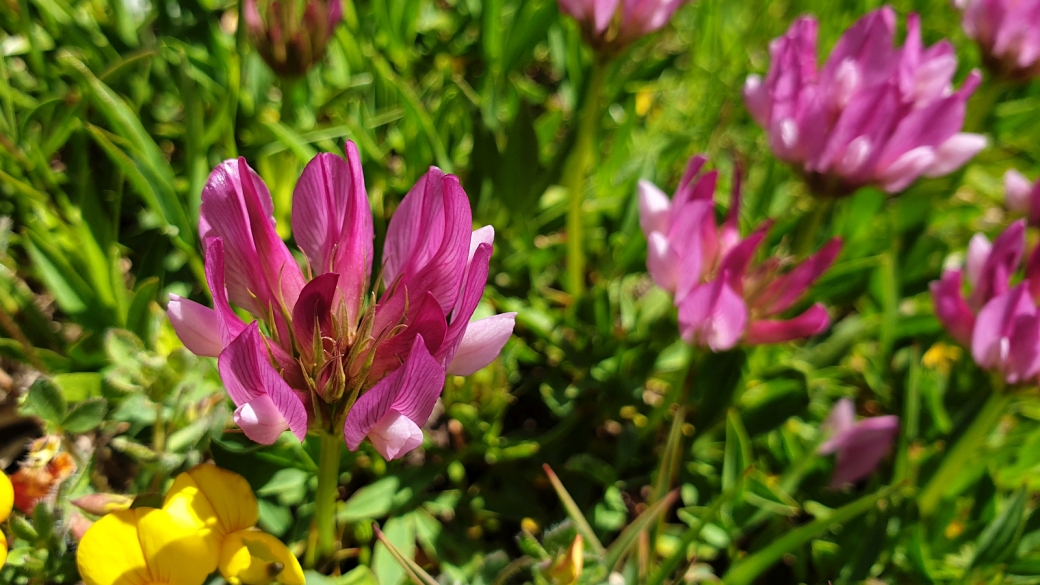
563, 55, 609, 298
311, 430, 343, 566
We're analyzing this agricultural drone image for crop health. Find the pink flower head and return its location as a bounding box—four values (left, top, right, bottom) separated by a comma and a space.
930, 218, 1040, 384
955, 0, 1040, 81
556, 0, 689, 51
243, 0, 344, 77
1005, 170, 1040, 226
638, 155, 841, 351
743, 7, 987, 197
819, 398, 899, 487
168, 142, 515, 459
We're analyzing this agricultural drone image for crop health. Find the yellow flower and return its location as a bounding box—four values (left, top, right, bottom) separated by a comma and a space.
162, 464, 304, 585
76, 508, 212, 585
0, 470, 13, 522
219, 529, 305, 585
545, 534, 584, 585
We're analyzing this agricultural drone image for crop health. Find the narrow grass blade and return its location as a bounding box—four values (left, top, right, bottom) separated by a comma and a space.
542, 463, 606, 556
372, 523, 439, 585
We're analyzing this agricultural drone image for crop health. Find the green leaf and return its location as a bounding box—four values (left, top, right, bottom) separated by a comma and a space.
338, 476, 400, 523
62, 398, 108, 433
373, 518, 435, 585
53, 372, 102, 401
693, 349, 746, 431
973, 487, 1029, 568
257, 468, 309, 507
126, 277, 160, 345
722, 410, 752, 492
23, 377, 68, 426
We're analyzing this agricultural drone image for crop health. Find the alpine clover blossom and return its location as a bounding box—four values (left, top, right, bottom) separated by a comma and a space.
743, 7, 987, 197
167, 142, 516, 460
638, 155, 841, 351
556, 0, 689, 52
818, 398, 899, 487
955, 0, 1040, 81
243, 0, 343, 77
1005, 169, 1040, 226
931, 219, 1040, 384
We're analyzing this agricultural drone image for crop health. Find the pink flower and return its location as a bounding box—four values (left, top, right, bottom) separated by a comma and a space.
743, 8, 987, 197
244, 0, 343, 77
639, 155, 841, 351
819, 398, 899, 487
168, 142, 515, 460
1005, 170, 1040, 226
955, 0, 1040, 81
556, 0, 689, 51
931, 219, 1040, 384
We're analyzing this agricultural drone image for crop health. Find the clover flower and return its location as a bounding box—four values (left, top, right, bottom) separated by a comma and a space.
955, 0, 1040, 81
931, 219, 1040, 384
819, 398, 899, 487
744, 7, 986, 196
243, 0, 343, 77
639, 155, 840, 351
1005, 169, 1040, 225
556, 0, 688, 52
168, 143, 515, 460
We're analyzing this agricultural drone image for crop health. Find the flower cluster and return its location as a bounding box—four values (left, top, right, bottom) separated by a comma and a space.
744, 7, 986, 196
955, 0, 1040, 81
638, 156, 841, 351
77, 464, 303, 585
556, 0, 688, 52
168, 143, 515, 460
931, 219, 1040, 384
819, 398, 899, 487
1005, 169, 1040, 225
244, 0, 343, 77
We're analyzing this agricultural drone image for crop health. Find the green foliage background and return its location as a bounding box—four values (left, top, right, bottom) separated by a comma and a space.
2, 0, 1040, 582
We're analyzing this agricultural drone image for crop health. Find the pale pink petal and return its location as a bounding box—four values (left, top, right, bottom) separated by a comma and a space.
446, 313, 517, 376
638, 180, 672, 236
678, 277, 748, 351
923, 133, 987, 177
819, 398, 856, 454
965, 233, 992, 288
878, 146, 937, 192
367, 411, 424, 461
469, 226, 495, 261
234, 394, 290, 445
167, 296, 223, 358
1005, 169, 1034, 213
203, 237, 247, 345
647, 232, 680, 294
972, 286, 1034, 371
439, 242, 493, 365
970, 220, 1025, 308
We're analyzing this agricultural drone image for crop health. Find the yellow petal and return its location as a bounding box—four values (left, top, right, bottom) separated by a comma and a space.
0, 471, 13, 523
137, 508, 213, 585
1, 529, 7, 567
163, 464, 259, 548
76, 509, 151, 585
219, 529, 305, 585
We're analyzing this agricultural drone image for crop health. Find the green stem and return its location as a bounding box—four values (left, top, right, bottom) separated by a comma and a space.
562, 56, 609, 298
918, 389, 1011, 517
309, 431, 342, 567
791, 198, 833, 258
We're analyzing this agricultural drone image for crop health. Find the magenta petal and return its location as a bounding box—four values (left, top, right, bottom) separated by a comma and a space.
446, 313, 517, 376
744, 303, 830, 345
970, 220, 1026, 308
755, 238, 842, 316
1005, 170, 1034, 214
829, 415, 899, 487
291, 145, 374, 325
930, 270, 977, 347
382, 170, 473, 315
678, 277, 748, 351
218, 324, 308, 442
291, 272, 339, 356
972, 286, 1034, 371
344, 335, 445, 456
965, 233, 992, 288
200, 158, 305, 321
440, 242, 493, 365
167, 295, 223, 357
923, 133, 987, 177
647, 232, 680, 294
203, 237, 247, 345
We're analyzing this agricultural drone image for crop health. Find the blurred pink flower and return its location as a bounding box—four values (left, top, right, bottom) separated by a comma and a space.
955, 0, 1040, 81
819, 398, 899, 487
168, 142, 515, 459
743, 7, 987, 197
243, 0, 344, 77
1005, 169, 1040, 225
638, 155, 841, 351
931, 219, 1040, 384
557, 0, 688, 51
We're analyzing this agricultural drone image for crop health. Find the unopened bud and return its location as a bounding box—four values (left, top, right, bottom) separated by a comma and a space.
72, 493, 133, 516
244, 0, 343, 78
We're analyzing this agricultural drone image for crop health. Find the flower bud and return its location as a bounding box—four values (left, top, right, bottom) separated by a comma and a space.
72, 493, 133, 516
244, 0, 343, 77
